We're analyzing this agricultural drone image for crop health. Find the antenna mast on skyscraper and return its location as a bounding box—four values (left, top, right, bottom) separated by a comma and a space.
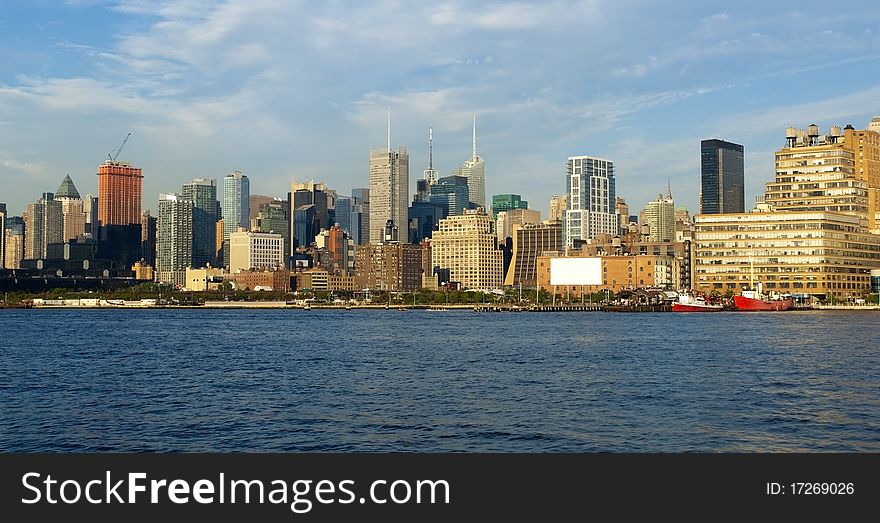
429, 127, 434, 170
472, 114, 477, 159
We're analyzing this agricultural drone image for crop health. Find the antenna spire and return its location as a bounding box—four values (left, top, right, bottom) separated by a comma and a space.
472, 114, 477, 159
386, 107, 391, 152
428, 127, 434, 170
666, 179, 672, 199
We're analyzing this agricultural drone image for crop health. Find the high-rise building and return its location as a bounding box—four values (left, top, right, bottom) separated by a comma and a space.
222, 170, 249, 242
289, 181, 331, 251
140, 210, 157, 267
369, 117, 409, 244
354, 242, 424, 291
504, 222, 564, 288
449, 115, 485, 209
248, 195, 276, 223
0, 204, 5, 269
491, 194, 528, 220
496, 208, 541, 243
83, 194, 98, 235
564, 155, 618, 248
54, 175, 86, 242
548, 195, 567, 222
350, 188, 370, 246
182, 178, 219, 268
25, 193, 63, 259
431, 209, 503, 290
98, 160, 143, 227
254, 199, 290, 262
293, 205, 317, 250
334, 196, 352, 234
229, 231, 284, 274
408, 200, 446, 244
643, 190, 675, 243
156, 193, 193, 284
430, 175, 470, 217
700, 139, 744, 214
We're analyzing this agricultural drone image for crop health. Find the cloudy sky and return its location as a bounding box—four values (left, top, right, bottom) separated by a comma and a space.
1, 0, 879, 217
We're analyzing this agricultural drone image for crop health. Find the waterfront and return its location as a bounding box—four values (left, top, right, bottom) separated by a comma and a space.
1, 310, 878, 452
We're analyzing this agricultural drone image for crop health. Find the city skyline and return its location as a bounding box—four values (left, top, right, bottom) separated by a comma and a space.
1, 1, 879, 217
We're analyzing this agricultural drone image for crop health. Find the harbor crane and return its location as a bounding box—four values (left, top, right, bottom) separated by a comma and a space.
107, 132, 132, 161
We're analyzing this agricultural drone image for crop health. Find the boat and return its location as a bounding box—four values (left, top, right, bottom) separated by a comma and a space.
733, 283, 792, 311
672, 293, 724, 312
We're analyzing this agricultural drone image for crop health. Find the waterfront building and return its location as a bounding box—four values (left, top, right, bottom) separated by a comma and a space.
229, 230, 284, 274
431, 209, 503, 290
564, 155, 619, 248
693, 210, 880, 298
25, 193, 63, 260
98, 160, 143, 227
182, 178, 220, 268
643, 190, 675, 243
230, 268, 291, 292
700, 139, 744, 214
156, 193, 193, 285
491, 194, 528, 220
132, 260, 154, 281
0, 204, 5, 269
768, 123, 880, 231
354, 243, 424, 292
54, 175, 86, 242
548, 195, 567, 222
504, 222, 564, 288
430, 175, 470, 217
496, 208, 542, 243
184, 267, 227, 291
222, 171, 250, 266
536, 253, 675, 296
449, 115, 485, 209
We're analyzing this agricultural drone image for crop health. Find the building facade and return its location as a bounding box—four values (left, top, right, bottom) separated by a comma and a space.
98, 160, 143, 227
431, 209, 503, 290
369, 146, 409, 244
694, 210, 880, 298
643, 191, 675, 243
354, 243, 424, 292
564, 155, 618, 248
491, 194, 528, 219
504, 222, 564, 288
222, 170, 250, 244
55, 175, 86, 242
548, 195, 566, 222
430, 175, 470, 217
229, 231, 284, 274
700, 139, 744, 214
536, 253, 675, 295
182, 178, 219, 268
496, 208, 542, 243
25, 193, 63, 260
156, 193, 193, 284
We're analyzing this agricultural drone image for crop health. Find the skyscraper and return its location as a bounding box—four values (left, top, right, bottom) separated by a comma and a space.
369, 112, 409, 243
25, 193, 63, 259
141, 210, 157, 267
83, 194, 98, 235
222, 171, 249, 242
54, 174, 86, 242
350, 188, 370, 245
564, 155, 618, 248
97, 160, 143, 227
431, 209, 502, 290
700, 139, 744, 214
157, 193, 193, 284
449, 115, 485, 209
182, 178, 219, 268
491, 194, 528, 219
643, 190, 675, 243
429, 175, 470, 217
0, 204, 5, 269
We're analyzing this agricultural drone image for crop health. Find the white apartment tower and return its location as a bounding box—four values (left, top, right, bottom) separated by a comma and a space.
564, 155, 619, 248
157, 193, 193, 283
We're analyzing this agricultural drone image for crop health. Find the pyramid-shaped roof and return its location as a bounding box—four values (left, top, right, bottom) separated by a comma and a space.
55, 174, 81, 199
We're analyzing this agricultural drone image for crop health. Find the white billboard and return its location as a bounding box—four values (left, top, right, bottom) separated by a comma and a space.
549, 257, 602, 286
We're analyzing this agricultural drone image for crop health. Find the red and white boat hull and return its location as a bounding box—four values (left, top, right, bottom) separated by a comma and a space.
733, 295, 793, 311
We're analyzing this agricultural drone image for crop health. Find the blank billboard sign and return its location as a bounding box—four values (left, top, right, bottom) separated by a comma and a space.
549, 257, 602, 286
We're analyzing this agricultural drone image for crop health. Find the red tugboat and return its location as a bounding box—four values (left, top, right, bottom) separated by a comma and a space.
733, 285, 793, 312
672, 292, 724, 312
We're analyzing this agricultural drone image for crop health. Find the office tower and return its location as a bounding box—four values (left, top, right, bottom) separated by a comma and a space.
254, 199, 290, 263
289, 181, 331, 251
643, 189, 675, 243
334, 196, 352, 233
700, 139, 744, 214
496, 208, 541, 242
431, 209, 503, 290
548, 195, 566, 222
430, 175, 470, 217
182, 178, 219, 268
491, 194, 528, 219
156, 193, 193, 284
408, 200, 446, 244
449, 115, 485, 209
83, 194, 98, 235
504, 222, 563, 287
222, 171, 249, 243
369, 113, 409, 244
0, 204, 5, 269
54, 174, 86, 242
293, 205, 317, 250
229, 230, 284, 274
98, 160, 142, 226
766, 124, 880, 230
350, 188, 370, 245
564, 156, 619, 248
25, 193, 63, 259
140, 210, 157, 266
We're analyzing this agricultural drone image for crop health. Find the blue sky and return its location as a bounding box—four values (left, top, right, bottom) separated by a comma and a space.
1, 0, 879, 217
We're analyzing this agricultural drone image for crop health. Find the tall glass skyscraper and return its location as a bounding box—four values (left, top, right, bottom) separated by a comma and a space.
700, 139, 744, 214
222, 171, 249, 266
564, 156, 618, 248
182, 178, 219, 268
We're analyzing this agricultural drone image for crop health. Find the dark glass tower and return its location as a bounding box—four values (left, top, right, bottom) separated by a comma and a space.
701, 139, 744, 214
181, 178, 219, 268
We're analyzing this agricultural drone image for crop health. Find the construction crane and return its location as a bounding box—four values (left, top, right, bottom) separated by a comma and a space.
108, 132, 132, 161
